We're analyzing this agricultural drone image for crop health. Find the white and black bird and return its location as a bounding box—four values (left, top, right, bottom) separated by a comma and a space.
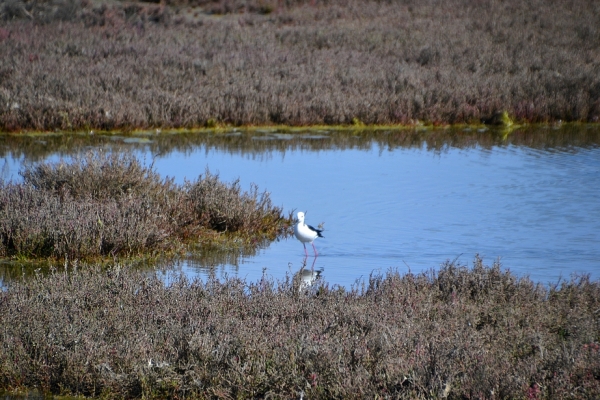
293, 211, 324, 257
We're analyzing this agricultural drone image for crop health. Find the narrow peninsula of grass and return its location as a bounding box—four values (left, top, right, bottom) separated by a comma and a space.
0, 258, 598, 398
0, 151, 290, 260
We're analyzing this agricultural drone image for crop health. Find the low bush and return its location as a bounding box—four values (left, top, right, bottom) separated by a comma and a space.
0, 152, 288, 259
0, 257, 598, 398
187, 169, 283, 233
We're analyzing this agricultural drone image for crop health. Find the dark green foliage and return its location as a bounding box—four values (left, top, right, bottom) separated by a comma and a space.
0, 152, 287, 259
0, 258, 598, 398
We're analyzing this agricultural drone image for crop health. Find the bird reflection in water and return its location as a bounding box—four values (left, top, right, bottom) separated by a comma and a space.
297, 256, 323, 292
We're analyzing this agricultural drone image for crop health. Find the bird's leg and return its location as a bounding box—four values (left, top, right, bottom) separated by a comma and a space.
303, 243, 308, 257
312, 242, 318, 257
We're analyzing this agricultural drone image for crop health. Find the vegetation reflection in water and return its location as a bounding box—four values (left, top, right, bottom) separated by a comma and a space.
1, 124, 600, 165
1, 124, 599, 288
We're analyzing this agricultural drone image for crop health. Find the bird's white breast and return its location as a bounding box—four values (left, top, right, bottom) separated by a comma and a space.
294, 222, 318, 243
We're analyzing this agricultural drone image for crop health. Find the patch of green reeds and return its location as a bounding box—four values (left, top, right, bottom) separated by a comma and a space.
0, 151, 289, 260
0, 257, 598, 398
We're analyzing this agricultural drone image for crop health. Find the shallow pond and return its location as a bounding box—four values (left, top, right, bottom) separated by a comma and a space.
1, 125, 599, 288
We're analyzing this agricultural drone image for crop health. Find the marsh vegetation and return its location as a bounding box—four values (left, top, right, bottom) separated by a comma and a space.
0, 152, 290, 260
1, 258, 599, 398
1, 0, 599, 131
1, 0, 599, 397
1, 125, 600, 399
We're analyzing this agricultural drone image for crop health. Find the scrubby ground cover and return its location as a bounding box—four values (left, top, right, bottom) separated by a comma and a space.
1, 0, 599, 131
0, 151, 289, 260
0, 258, 598, 398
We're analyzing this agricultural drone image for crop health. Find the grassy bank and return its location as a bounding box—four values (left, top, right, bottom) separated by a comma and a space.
0, 151, 290, 260
1, 0, 599, 131
0, 258, 598, 398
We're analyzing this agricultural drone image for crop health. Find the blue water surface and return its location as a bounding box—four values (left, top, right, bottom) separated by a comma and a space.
149, 134, 600, 288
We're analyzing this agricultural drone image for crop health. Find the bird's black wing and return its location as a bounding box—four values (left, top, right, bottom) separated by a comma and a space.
307, 224, 324, 238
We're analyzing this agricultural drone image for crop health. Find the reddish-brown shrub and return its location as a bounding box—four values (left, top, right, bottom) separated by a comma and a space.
0, 257, 598, 398
1, 0, 599, 131
0, 152, 287, 259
